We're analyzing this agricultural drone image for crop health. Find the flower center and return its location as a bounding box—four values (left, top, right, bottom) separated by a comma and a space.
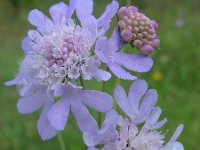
115, 124, 165, 150
28, 21, 94, 86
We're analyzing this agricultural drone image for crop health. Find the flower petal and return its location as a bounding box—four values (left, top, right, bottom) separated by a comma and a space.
4, 75, 22, 86
22, 37, 33, 53
48, 98, 70, 130
80, 90, 113, 112
37, 100, 57, 140
169, 124, 184, 143
83, 132, 102, 147
97, 1, 119, 28
108, 28, 124, 52
100, 110, 119, 132
76, 0, 93, 22
92, 69, 111, 81
138, 89, 158, 122
171, 142, 184, 150
146, 107, 161, 126
97, 21, 110, 37
146, 106, 168, 129
17, 91, 45, 114
66, 0, 77, 20
49, 2, 68, 24
128, 79, 148, 112
19, 83, 34, 96
113, 53, 153, 72
95, 37, 108, 63
28, 9, 53, 27
108, 62, 137, 80
82, 16, 97, 40
71, 101, 98, 132
114, 85, 132, 116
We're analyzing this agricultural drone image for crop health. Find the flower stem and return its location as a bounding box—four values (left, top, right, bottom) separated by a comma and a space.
98, 80, 106, 127
79, 76, 85, 89
57, 132, 67, 150
127, 0, 131, 6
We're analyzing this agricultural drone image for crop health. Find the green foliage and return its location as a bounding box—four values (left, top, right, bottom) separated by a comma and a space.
0, 0, 200, 149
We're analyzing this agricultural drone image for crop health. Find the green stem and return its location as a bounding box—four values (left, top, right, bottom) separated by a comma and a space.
79, 75, 85, 89
98, 80, 107, 127
127, 0, 131, 6
57, 132, 67, 150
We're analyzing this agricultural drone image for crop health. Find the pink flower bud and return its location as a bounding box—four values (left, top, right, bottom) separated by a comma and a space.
151, 20, 159, 30
140, 45, 154, 55
133, 40, 142, 48
118, 7, 129, 17
118, 20, 126, 29
120, 29, 134, 42
152, 39, 160, 47
128, 6, 138, 13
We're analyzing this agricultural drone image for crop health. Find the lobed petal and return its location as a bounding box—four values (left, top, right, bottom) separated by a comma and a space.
114, 85, 132, 116
22, 37, 33, 53
81, 90, 113, 112
19, 82, 34, 97
108, 28, 124, 52
128, 79, 148, 112
171, 142, 184, 150
82, 15, 97, 40
37, 100, 57, 140
28, 9, 53, 27
4, 75, 22, 86
169, 124, 184, 143
138, 89, 158, 123
17, 91, 45, 114
97, 21, 110, 37
97, 1, 119, 28
101, 110, 119, 130
83, 132, 102, 147
71, 101, 98, 132
113, 53, 153, 72
145, 107, 161, 126
95, 37, 109, 63
92, 69, 111, 81
48, 98, 70, 130
108, 62, 137, 80
49, 2, 68, 24
76, 0, 93, 22
66, 0, 77, 20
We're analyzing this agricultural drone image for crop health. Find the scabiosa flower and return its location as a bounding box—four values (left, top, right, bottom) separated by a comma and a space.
83, 80, 184, 150
117, 6, 160, 55
95, 28, 153, 80
5, 0, 119, 140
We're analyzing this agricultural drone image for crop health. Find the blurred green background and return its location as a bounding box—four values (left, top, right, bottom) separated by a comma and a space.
0, 0, 200, 149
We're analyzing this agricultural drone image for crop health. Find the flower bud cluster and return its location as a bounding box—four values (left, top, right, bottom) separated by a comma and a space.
117, 6, 160, 55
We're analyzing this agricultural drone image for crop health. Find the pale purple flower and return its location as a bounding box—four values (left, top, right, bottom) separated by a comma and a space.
83, 80, 184, 150
5, 0, 119, 140
117, 6, 160, 55
95, 28, 153, 80
48, 83, 113, 132
8, 0, 119, 88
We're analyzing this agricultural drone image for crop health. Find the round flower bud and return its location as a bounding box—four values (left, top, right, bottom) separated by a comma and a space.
140, 45, 154, 55
120, 29, 134, 42
117, 6, 160, 55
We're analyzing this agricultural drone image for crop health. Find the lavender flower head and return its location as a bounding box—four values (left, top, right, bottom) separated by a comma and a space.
83, 80, 184, 150
5, 0, 119, 140
117, 6, 160, 55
